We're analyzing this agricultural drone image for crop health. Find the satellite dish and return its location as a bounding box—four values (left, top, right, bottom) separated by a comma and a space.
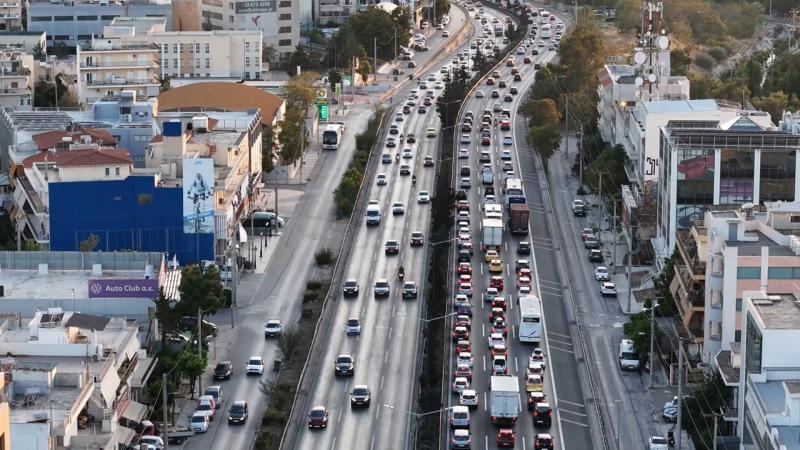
657, 36, 669, 50
647, 73, 657, 83
635, 77, 644, 86
633, 52, 647, 65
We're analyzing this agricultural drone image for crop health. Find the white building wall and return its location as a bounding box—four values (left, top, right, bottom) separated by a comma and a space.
10, 422, 50, 450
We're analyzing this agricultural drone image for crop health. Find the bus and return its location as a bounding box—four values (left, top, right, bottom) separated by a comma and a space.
322, 124, 344, 150
540, 24, 552, 39
518, 294, 543, 343
503, 178, 524, 206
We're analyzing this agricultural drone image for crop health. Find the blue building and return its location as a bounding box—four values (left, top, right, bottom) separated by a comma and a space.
48, 174, 213, 264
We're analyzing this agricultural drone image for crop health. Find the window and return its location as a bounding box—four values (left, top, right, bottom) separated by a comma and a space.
189, 43, 193, 53
205, 58, 210, 68
53, 16, 73, 21
54, 35, 70, 41
279, 13, 291, 20
254, 71, 260, 79
229, 2, 234, 8
745, 313, 763, 374
792, 215, 800, 223
229, 15, 234, 23
205, 43, 210, 53
77, 34, 92, 40
719, 149, 755, 205
279, 26, 292, 33
162, 43, 168, 53
137, 193, 153, 205
279, 39, 292, 47
119, 106, 131, 115
105, 167, 110, 176
245, 42, 250, 51
173, 59, 178, 68
173, 43, 178, 53
255, 57, 260, 66
30, 16, 52, 22
10, 82, 17, 89
115, 167, 120, 175
101, 15, 118, 20
737, 267, 759, 279
767, 267, 800, 279
245, 57, 250, 66
19, 98, 24, 106
195, 43, 200, 53
245, 71, 250, 79
760, 151, 796, 202
179, 43, 184, 52
196, 59, 200, 68
77, 15, 97, 20
279, 0, 291, 6
255, 41, 259, 51
736, 298, 742, 311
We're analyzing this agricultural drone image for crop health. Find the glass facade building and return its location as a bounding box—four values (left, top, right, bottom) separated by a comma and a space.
658, 117, 800, 256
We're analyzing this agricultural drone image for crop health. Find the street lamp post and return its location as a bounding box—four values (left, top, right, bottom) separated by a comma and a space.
397, 311, 456, 322
383, 404, 453, 417
260, 232, 264, 258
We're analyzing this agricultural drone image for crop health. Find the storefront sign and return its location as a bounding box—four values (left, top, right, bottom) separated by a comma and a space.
88, 279, 159, 298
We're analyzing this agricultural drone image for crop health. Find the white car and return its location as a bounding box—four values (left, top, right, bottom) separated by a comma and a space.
458, 148, 470, 158
443, 30, 450, 37
649, 436, 669, 450
346, 317, 361, 335
452, 376, 470, 394
418, 191, 431, 204
264, 319, 282, 338
392, 202, 405, 215
191, 411, 210, 433
246, 356, 264, 375
488, 332, 505, 348
434, 81, 444, 89
500, 149, 513, 160
476, 90, 485, 98
457, 352, 474, 368
485, 194, 497, 204
595, 266, 610, 281
402, 148, 413, 159
518, 285, 532, 296
600, 282, 617, 296
460, 134, 471, 144
459, 389, 479, 408
503, 136, 513, 146
376, 173, 387, 185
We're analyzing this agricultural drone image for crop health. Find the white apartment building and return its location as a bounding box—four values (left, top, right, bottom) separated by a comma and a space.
0, 0, 23, 32
0, 31, 47, 54
151, 29, 264, 80
199, 0, 299, 57
0, 49, 33, 110
0, 309, 154, 449
76, 18, 165, 105
733, 290, 800, 449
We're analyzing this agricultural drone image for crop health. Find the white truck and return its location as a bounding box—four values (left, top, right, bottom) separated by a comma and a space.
490, 375, 520, 425
322, 123, 345, 150
482, 218, 503, 251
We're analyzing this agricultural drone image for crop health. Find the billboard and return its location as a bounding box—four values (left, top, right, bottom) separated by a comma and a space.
183, 158, 215, 234
88, 279, 159, 298
235, 0, 276, 13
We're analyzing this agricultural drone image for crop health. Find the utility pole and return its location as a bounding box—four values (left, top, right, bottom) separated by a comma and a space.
574, 0, 578, 19
703, 412, 721, 450
197, 306, 203, 395
676, 341, 685, 450
649, 298, 659, 389
577, 128, 583, 188
231, 246, 238, 328
564, 93, 570, 165
626, 229, 633, 313
611, 201, 617, 271
162, 373, 169, 450
373, 37, 378, 85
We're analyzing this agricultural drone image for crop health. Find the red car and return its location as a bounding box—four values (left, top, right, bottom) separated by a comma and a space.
489, 307, 505, 322
492, 297, 507, 312
527, 392, 546, 411
454, 364, 472, 381
490, 276, 504, 291
518, 267, 532, 279
461, 123, 472, 132
452, 326, 469, 341
481, 135, 491, 145
486, 78, 495, 85
491, 344, 508, 358
497, 429, 516, 447
456, 340, 472, 354
457, 200, 470, 211
455, 315, 471, 330
307, 406, 328, 429
500, 120, 511, 131
457, 262, 472, 276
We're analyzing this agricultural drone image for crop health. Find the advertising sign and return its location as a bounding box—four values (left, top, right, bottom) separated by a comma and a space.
235, 0, 276, 13
88, 279, 159, 298
183, 158, 215, 234
318, 104, 329, 121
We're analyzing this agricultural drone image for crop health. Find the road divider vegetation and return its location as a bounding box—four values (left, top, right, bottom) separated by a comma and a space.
333, 110, 386, 218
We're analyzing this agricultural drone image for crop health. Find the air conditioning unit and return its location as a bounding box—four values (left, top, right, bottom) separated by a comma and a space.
122, 114, 132, 122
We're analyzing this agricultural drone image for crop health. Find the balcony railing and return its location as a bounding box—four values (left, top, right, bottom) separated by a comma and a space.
676, 230, 706, 276
86, 78, 158, 87
80, 60, 159, 69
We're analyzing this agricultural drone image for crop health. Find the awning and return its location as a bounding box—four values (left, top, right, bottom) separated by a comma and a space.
119, 399, 147, 422
238, 223, 248, 243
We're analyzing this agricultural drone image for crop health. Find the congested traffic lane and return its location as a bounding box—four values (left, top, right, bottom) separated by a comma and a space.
293, 12, 484, 449
445, 5, 595, 449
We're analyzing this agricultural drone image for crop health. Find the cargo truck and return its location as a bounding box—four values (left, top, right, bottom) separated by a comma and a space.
508, 203, 529, 234
482, 218, 503, 251
490, 375, 520, 425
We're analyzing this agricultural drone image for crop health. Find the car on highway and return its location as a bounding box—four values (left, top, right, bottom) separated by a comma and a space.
457, 351, 474, 368
589, 249, 603, 262
490, 275, 504, 290
406, 132, 416, 143
503, 136, 513, 146
346, 317, 361, 335
417, 190, 431, 204
373, 279, 390, 297
482, 287, 499, 303
488, 332, 505, 349
533, 402, 553, 427
386, 136, 397, 148
460, 178, 471, 189
376, 173, 387, 185
460, 134, 471, 144
595, 266, 610, 281
488, 259, 503, 273
491, 89, 500, 98
385, 240, 400, 255
497, 429, 516, 447
458, 281, 473, 297
196, 395, 216, 419
191, 411, 210, 433
391, 202, 405, 216
584, 235, 600, 249
381, 153, 392, 164
456, 340, 471, 354
452, 376, 470, 394
399, 163, 411, 175
459, 389, 478, 409
402, 281, 418, 298
410, 231, 425, 246
334, 354, 354, 376
264, 319, 282, 338
485, 249, 500, 262
246, 356, 264, 376
526, 374, 543, 392
518, 241, 531, 255
307, 406, 329, 429
649, 436, 669, 450
600, 282, 617, 296
350, 385, 371, 408
454, 362, 473, 380
213, 361, 232, 380
527, 392, 546, 411
452, 324, 469, 341
424, 155, 435, 167
228, 400, 248, 424
534, 433, 554, 449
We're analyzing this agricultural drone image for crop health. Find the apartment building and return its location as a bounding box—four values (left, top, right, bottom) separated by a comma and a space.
735, 290, 800, 449
151, 29, 263, 80
0, 31, 47, 54
0, 49, 32, 110
655, 118, 800, 259
26, 0, 172, 49
199, 0, 299, 57
0, 309, 153, 449
0, 0, 22, 32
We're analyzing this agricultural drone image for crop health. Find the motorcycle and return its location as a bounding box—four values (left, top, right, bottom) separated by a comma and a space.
412, 175, 417, 187
395, 153, 400, 162
398, 267, 405, 280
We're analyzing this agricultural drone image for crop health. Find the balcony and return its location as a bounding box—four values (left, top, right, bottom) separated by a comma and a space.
715, 347, 740, 387
86, 78, 159, 87
80, 60, 159, 69
676, 230, 707, 277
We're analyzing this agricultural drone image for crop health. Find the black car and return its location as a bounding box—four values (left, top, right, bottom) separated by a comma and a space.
402, 281, 418, 298
459, 250, 471, 262
385, 240, 400, 255
407, 133, 417, 143
532, 403, 552, 426
498, 80, 507, 88
410, 232, 424, 246
455, 189, 468, 200
213, 361, 233, 380
485, 186, 495, 196
418, 106, 427, 113
510, 87, 519, 95
342, 279, 359, 297
584, 237, 600, 249
588, 249, 603, 262
423, 156, 435, 167
335, 354, 355, 376
350, 385, 371, 408
517, 241, 531, 255
228, 401, 249, 424
532, 49, 539, 55
514, 74, 522, 81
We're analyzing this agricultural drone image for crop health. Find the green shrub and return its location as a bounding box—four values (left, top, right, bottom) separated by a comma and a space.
306, 279, 322, 291
694, 52, 715, 70
302, 291, 317, 303
314, 247, 334, 266
707, 47, 728, 62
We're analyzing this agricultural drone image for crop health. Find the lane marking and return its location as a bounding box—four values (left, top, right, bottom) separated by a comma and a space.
558, 398, 586, 408
370, 434, 376, 450
547, 338, 574, 347
560, 417, 590, 427
337, 407, 343, 423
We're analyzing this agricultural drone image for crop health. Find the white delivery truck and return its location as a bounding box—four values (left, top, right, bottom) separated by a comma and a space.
482, 218, 503, 251
490, 375, 520, 425
322, 123, 345, 150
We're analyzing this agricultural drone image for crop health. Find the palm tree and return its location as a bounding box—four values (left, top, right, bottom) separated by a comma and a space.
357, 60, 372, 85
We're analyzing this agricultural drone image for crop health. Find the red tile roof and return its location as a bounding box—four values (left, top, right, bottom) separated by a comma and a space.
31, 129, 117, 151
22, 147, 132, 168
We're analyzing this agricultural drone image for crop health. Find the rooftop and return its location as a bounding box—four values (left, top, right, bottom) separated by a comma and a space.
22, 147, 132, 168
643, 99, 720, 114
156, 82, 283, 126
1, 109, 74, 131
0, 270, 155, 300
724, 231, 797, 257
749, 293, 800, 329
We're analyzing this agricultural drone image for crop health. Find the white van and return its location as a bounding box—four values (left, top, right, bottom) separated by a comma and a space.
366, 201, 381, 226
492, 354, 507, 375
450, 405, 470, 428
619, 339, 641, 371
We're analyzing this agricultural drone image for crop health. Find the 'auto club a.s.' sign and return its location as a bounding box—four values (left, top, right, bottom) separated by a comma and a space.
88, 279, 159, 298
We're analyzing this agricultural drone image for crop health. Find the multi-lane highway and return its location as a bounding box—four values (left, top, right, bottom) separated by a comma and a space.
188, 7, 471, 450
444, 3, 596, 449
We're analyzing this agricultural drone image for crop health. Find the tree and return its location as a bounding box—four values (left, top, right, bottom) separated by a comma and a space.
22, 240, 41, 251
34, 80, 80, 108
328, 69, 342, 91
670, 48, 692, 76
277, 325, 300, 363
32, 42, 45, 59
520, 98, 560, 128
752, 91, 789, 125
688, 73, 721, 100
79, 233, 99, 252
327, 24, 364, 68
262, 124, 275, 172
152, 287, 179, 348
262, 43, 276, 64
347, 8, 409, 60
277, 104, 306, 166
286, 46, 311, 77
526, 124, 561, 172
556, 11, 606, 93
177, 265, 225, 317
50, 41, 71, 58
182, 349, 207, 399
623, 311, 651, 356
156, 74, 171, 92
357, 60, 372, 85
614, 0, 641, 32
